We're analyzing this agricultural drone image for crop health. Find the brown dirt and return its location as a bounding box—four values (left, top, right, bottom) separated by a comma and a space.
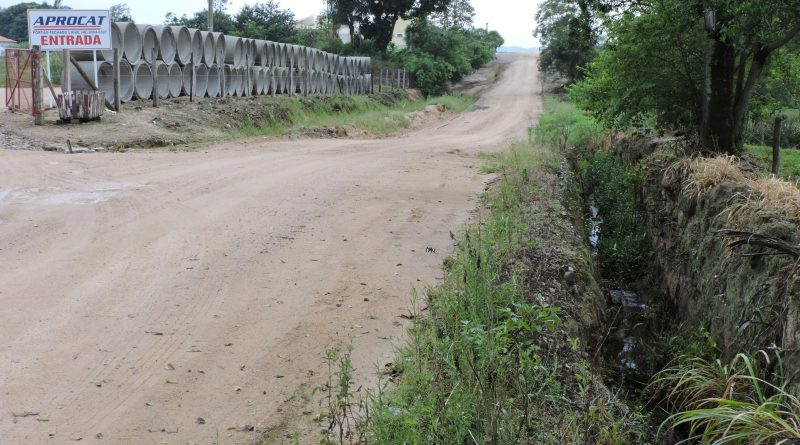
0, 52, 542, 444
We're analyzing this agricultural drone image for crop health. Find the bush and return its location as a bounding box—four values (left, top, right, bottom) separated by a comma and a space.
405, 51, 453, 96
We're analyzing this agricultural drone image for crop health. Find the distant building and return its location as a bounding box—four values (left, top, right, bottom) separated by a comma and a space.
296, 15, 318, 30
0, 35, 18, 56
391, 19, 410, 48
336, 19, 411, 48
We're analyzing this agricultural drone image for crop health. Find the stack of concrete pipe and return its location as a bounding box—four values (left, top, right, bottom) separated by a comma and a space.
69, 22, 372, 104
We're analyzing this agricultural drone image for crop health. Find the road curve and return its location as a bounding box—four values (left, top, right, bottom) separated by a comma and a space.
0, 53, 542, 444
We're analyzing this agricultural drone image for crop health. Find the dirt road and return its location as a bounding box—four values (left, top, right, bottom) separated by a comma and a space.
0, 53, 541, 444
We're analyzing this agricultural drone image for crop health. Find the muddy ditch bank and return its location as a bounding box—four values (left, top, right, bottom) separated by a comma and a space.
599, 135, 800, 386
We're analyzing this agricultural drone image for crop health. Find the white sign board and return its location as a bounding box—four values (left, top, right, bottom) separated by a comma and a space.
27, 9, 111, 51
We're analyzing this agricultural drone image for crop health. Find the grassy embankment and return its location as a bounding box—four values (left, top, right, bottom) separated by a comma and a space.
313, 98, 651, 445
229, 91, 474, 139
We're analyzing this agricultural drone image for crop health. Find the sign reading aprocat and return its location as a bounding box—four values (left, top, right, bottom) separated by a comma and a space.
27, 9, 111, 50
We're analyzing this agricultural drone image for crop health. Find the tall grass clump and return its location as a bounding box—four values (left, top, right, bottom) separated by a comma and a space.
652, 352, 800, 444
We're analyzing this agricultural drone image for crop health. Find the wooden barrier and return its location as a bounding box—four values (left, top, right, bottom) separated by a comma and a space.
57, 90, 105, 123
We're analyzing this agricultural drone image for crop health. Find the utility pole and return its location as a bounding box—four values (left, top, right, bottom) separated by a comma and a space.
208, 0, 214, 31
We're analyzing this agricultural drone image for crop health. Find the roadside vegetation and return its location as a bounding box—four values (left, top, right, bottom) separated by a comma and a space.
536, 1, 800, 442
228, 91, 473, 139
311, 103, 653, 444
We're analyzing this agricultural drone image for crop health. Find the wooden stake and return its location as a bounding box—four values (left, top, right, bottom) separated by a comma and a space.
152, 49, 159, 107
190, 52, 195, 102
113, 48, 121, 112
772, 116, 783, 175
32, 46, 43, 125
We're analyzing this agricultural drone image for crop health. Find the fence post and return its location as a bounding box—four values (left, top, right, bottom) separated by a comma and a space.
62, 49, 71, 92
190, 52, 195, 102
152, 48, 159, 107
32, 46, 43, 125
113, 48, 121, 112
772, 116, 783, 175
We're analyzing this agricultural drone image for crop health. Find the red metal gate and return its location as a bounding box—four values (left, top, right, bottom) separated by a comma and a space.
4, 49, 39, 116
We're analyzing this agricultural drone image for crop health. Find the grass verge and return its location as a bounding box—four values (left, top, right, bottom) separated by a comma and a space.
355, 132, 649, 444
229, 91, 473, 139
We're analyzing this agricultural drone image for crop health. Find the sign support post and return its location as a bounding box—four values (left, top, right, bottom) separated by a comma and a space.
92, 49, 98, 87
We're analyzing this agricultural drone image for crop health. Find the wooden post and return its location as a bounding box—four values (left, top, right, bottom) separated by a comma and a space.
152, 48, 159, 107
113, 48, 121, 112
32, 46, 43, 125
772, 116, 783, 175
62, 49, 71, 92
190, 52, 195, 102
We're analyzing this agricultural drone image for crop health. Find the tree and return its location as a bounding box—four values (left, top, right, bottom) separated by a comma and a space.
431, 0, 475, 30
534, 0, 598, 83
166, 0, 235, 32
698, 1, 800, 153
110, 3, 132, 22
571, 0, 800, 154
234, 1, 296, 42
329, 0, 363, 45
332, 0, 452, 52
0, 2, 51, 42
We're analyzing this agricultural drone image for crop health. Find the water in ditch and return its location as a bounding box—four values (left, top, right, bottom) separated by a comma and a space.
587, 196, 654, 386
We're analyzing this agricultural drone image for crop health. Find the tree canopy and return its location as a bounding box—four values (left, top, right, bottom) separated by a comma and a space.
543, 0, 800, 154
330, 0, 452, 52
0, 2, 56, 42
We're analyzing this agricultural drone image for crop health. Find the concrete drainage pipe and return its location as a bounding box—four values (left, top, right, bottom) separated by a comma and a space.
187, 28, 203, 64
170, 26, 192, 65
151, 26, 176, 63
116, 22, 141, 64
118, 59, 135, 102
153, 62, 170, 99
182, 63, 208, 97
132, 62, 153, 99
212, 32, 225, 66
224, 36, 243, 66
206, 64, 221, 97
200, 31, 215, 65
69, 61, 115, 101
167, 63, 183, 98
236, 66, 247, 96
138, 25, 158, 63
223, 65, 237, 96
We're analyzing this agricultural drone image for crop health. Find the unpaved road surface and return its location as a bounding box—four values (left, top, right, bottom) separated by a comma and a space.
0, 53, 541, 444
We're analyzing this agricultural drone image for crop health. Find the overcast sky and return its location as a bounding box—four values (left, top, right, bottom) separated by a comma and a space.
0, 0, 540, 47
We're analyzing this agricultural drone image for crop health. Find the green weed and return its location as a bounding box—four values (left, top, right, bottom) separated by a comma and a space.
229, 92, 474, 139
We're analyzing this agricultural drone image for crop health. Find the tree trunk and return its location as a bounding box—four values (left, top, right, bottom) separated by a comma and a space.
703, 40, 737, 153
374, 16, 398, 52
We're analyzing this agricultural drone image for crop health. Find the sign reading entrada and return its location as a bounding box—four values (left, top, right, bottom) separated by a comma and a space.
27, 9, 111, 51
